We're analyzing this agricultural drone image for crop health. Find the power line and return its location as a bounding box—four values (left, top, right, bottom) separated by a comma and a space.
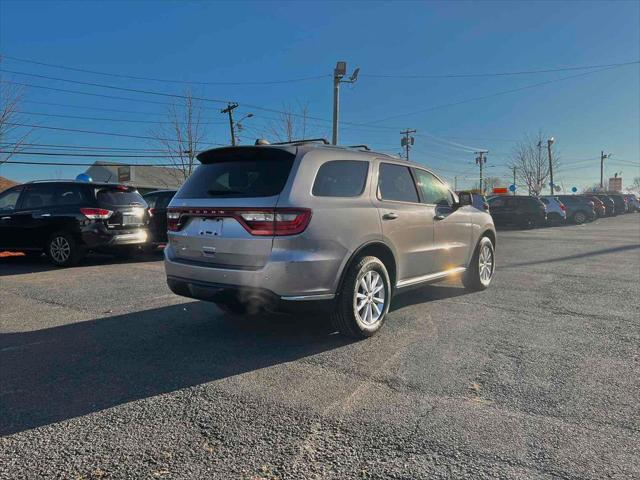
1, 160, 176, 167
4, 122, 224, 146
16, 110, 228, 125
363, 60, 640, 79
0, 142, 168, 152
0, 150, 174, 158
1, 55, 330, 85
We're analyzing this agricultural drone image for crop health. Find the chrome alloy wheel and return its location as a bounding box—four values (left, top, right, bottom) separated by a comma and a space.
479, 243, 494, 285
50, 236, 71, 263
354, 270, 386, 326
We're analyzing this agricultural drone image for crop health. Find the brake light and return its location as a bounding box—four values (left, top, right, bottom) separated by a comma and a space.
165, 208, 312, 236
80, 208, 113, 220
167, 211, 182, 231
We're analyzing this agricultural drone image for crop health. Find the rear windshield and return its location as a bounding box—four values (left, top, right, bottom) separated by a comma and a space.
177, 149, 295, 199
96, 188, 146, 206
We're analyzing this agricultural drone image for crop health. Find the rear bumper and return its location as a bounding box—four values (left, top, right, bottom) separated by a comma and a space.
166, 275, 334, 312
81, 228, 149, 248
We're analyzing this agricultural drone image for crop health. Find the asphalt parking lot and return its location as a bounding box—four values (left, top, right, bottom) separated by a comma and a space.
1, 214, 639, 480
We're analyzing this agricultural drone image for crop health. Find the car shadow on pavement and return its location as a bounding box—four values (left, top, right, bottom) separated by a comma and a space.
0, 301, 352, 436
0, 251, 163, 277
390, 284, 469, 311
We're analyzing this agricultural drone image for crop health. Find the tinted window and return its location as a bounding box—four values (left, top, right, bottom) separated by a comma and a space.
488, 196, 506, 207
313, 160, 368, 197
143, 194, 158, 209
19, 185, 56, 209
412, 168, 453, 205
0, 188, 22, 212
177, 149, 294, 199
97, 188, 146, 206
378, 163, 419, 203
156, 192, 174, 209
54, 185, 89, 206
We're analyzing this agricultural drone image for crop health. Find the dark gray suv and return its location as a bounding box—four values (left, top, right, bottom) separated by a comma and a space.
164, 140, 496, 337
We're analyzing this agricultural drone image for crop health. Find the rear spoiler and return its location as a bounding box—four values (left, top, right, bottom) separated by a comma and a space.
196, 146, 296, 164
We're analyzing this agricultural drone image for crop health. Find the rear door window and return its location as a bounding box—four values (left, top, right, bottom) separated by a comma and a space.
177, 148, 295, 199
378, 163, 419, 203
97, 188, 146, 206
313, 160, 368, 197
54, 185, 89, 206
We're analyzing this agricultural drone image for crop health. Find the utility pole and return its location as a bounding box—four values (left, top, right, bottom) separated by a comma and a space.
332, 61, 360, 145
400, 129, 416, 161
512, 166, 517, 195
547, 137, 555, 195
475, 151, 488, 193
221, 102, 239, 146
600, 151, 611, 190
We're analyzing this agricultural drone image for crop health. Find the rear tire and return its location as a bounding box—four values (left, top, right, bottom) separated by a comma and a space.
46, 231, 84, 267
573, 211, 587, 225
463, 236, 495, 292
331, 256, 391, 338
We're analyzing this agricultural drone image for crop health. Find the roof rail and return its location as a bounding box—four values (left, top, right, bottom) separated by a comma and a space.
25, 179, 78, 184
270, 138, 330, 146
346, 144, 370, 151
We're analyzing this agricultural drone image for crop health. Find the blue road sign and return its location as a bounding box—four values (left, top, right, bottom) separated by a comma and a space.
509, 184, 516, 192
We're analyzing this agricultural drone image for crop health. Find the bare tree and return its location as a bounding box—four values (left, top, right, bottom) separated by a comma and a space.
263, 101, 326, 143
474, 176, 503, 192
151, 90, 205, 181
0, 58, 31, 165
508, 131, 559, 196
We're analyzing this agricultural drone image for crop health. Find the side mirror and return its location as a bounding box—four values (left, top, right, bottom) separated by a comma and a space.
458, 192, 472, 206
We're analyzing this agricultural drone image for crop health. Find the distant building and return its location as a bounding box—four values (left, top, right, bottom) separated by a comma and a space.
0, 175, 19, 192
84, 161, 184, 194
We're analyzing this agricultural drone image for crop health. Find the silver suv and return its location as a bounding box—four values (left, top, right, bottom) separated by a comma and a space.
164, 140, 496, 337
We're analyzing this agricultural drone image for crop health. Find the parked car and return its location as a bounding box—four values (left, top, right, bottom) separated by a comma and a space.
556, 195, 596, 224
539, 196, 567, 224
143, 189, 177, 244
592, 194, 616, 216
0, 180, 149, 266
624, 194, 639, 212
606, 194, 628, 214
581, 195, 607, 217
486, 195, 547, 228
457, 191, 489, 213
164, 141, 497, 338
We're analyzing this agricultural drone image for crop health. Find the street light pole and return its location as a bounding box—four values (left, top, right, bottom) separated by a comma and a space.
331, 61, 359, 145
221, 102, 239, 146
600, 150, 611, 190
547, 137, 555, 195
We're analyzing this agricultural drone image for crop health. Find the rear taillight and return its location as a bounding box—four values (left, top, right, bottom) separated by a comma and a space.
80, 208, 112, 220
148, 208, 156, 217
165, 208, 312, 236
167, 211, 181, 231
560, 204, 566, 211
239, 210, 312, 236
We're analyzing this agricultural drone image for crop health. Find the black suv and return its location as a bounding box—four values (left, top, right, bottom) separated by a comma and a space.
487, 195, 547, 228
143, 189, 176, 244
556, 195, 596, 224
0, 180, 149, 266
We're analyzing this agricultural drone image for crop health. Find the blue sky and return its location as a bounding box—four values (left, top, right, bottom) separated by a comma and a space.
1, 0, 638, 190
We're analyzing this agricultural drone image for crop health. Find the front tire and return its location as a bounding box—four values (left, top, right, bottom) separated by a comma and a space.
46, 231, 84, 267
463, 236, 495, 291
331, 256, 391, 338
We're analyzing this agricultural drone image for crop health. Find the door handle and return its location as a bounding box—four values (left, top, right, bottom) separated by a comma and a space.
1, 216, 10, 220
40, 213, 51, 217
382, 212, 398, 220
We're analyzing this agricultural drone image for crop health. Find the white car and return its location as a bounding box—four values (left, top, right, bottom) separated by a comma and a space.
539, 196, 567, 225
